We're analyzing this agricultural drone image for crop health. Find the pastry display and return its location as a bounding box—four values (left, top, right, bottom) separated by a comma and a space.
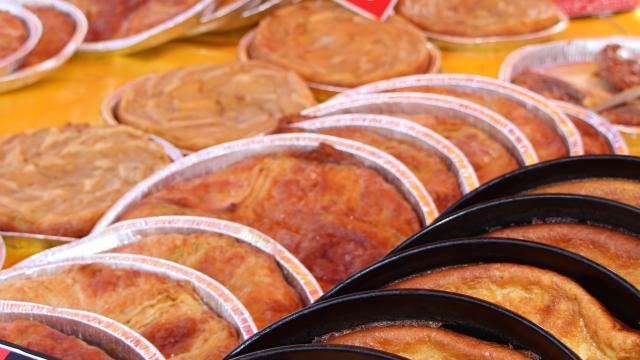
0, 263, 240, 360
65, 0, 201, 42
115, 61, 316, 151
111, 232, 303, 329
567, 115, 612, 154
486, 223, 640, 288
19, 5, 76, 69
389, 263, 640, 359
0, 320, 113, 359
0, 11, 28, 61
248, 1, 431, 88
322, 323, 533, 359
0, 125, 171, 237
526, 178, 640, 208
397, 0, 563, 37
119, 145, 421, 290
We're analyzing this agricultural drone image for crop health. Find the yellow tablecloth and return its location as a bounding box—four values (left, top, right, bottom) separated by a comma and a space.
1, 10, 639, 267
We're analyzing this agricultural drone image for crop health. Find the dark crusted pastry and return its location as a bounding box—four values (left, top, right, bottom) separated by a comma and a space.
0, 11, 28, 61
513, 70, 586, 105
601, 103, 640, 126
596, 44, 640, 91
20, 6, 76, 68
568, 115, 612, 154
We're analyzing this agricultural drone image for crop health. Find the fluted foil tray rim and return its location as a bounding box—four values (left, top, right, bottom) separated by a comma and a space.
0, 2, 42, 76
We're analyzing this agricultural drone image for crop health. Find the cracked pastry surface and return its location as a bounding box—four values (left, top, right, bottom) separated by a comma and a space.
322, 323, 533, 360
389, 263, 640, 360
20, 6, 76, 69
486, 223, 640, 288
397, 0, 562, 37
116, 61, 316, 151
527, 178, 640, 208
0, 125, 171, 237
249, 1, 431, 87
112, 232, 303, 329
0, 264, 239, 360
0, 320, 113, 360
120, 145, 421, 290
66, 0, 201, 41
0, 11, 28, 61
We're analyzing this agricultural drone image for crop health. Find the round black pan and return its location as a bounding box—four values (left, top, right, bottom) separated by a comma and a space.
228, 344, 405, 360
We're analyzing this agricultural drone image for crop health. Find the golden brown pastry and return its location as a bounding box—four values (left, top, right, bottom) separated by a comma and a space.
486, 223, 640, 288
116, 61, 316, 151
569, 116, 612, 155
601, 103, 640, 127
527, 178, 640, 208
398, 0, 562, 37
111, 232, 303, 329
249, 1, 430, 88
20, 6, 76, 68
322, 323, 533, 360
121, 145, 421, 290
390, 263, 640, 360
513, 70, 587, 105
0, 320, 113, 360
313, 127, 461, 211
0, 125, 171, 237
0, 11, 28, 60
66, 0, 200, 41
0, 264, 239, 360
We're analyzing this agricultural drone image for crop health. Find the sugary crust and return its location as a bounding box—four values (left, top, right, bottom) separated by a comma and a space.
0, 11, 28, 60
323, 324, 533, 359
0, 320, 112, 359
121, 145, 421, 289
390, 263, 640, 360
486, 223, 640, 288
398, 0, 562, 37
112, 232, 303, 329
568, 116, 612, 155
0, 264, 239, 360
116, 61, 316, 151
527, 178, 640, 208
0, 125, 171, 237
20, 6, 76, 68
249, 1, 431, 87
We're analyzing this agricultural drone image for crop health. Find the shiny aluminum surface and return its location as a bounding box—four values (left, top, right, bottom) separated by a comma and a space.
0, 2, 42, 76
187, 0, 285, 35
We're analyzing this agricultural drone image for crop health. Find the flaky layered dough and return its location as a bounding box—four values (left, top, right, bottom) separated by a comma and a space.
0, 264, 239, 360
569, 117, 612, 155
398, 0, 562, 37
249, 1, 430, 87
112, 233, 303, 329
323, 324, 533, 360
486, 224, 640, 288
528, 179, 640, 208
0, 11, 28, 60
0, 320, 112, 359
116, 61, 316, 151
66, 0, 200, 41
0, 125, 170, 237
316, 127, 461, 211
390, 263, 640, 360
20, 6, 76, 68
390, 113, 519, 183
121, 146, 421, 289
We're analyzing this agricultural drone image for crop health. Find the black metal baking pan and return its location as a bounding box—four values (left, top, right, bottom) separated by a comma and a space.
228, 344, 405, 360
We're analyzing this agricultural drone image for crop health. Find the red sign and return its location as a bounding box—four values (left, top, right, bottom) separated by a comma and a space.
334, 0, 398, 21
555, 0, 638, 17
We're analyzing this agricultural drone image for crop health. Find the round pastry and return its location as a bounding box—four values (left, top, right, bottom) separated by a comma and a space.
527, 178, 640, 208
248, 1, 431, 88
0, 125, 171, 237
112, 232, 303, 329
398, 0, 562, 37
0, 320, 113, 359
0, 10, 28, 61
115, 61, 316, 151
389, 263, 640, 359
19, 5, 76, 69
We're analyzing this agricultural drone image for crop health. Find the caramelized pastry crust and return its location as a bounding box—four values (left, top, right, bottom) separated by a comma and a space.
314, 127, 462, 211
486, 223, 640, 288
513, 70, 586, 105
596, 44, 640, 92
112, 232, 303, 329
0, 125, 171, 237
121, 146, 421, 289
0, 11, 28, 60
20, 6, 76, 68
0, 320, 112, 359
568, 116, 612, 154
0, 264, 239, 360
66, 0, 200, 41
527, 178, 640, 208
249, 1, 430, 87
116, 62, 316, 151
322, 324, 533, 360
390, 263, 640, 360
601, 103, 640, 126
397, 0, 562, 37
